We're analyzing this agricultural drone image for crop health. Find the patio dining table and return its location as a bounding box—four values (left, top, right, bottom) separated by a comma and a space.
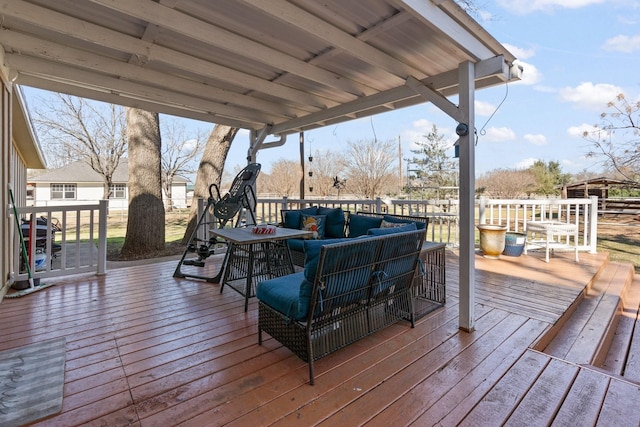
210, 227, 312, 311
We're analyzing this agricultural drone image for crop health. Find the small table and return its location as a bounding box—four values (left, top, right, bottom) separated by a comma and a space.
211, 227, 312, 311
524, 221, 579, 263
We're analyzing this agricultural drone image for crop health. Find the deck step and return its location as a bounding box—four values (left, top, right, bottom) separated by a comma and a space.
537, 262, 634, 366
600, 274, 640, 376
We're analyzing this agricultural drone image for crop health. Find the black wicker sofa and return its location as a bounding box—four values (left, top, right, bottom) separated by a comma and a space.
281, 208, 429, 267
256, 228, 425, 384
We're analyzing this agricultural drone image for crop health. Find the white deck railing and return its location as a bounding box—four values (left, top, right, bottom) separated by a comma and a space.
12, 200, 108, 283
254, 197, 460, 246
478, 196, 598, 254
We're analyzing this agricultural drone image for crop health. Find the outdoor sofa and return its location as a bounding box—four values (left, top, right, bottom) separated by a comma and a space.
256, 227, 425, 384
280, 207, 429, 267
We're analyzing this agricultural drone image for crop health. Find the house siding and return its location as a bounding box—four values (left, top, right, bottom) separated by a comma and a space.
33, 182, 188, 210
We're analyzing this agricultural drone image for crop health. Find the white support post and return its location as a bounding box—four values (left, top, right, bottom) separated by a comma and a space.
97, 199, 108, 275
589, 195, 598, 254
458, 61, 475, 332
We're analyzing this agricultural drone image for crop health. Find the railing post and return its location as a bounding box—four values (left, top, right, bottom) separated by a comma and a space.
97, 199, 108, 275
478, 196, 487, 224
375, 197, 382, 213
589, 195, 598, 253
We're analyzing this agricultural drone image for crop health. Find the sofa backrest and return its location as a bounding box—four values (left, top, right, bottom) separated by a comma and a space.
306, 229, 424, 322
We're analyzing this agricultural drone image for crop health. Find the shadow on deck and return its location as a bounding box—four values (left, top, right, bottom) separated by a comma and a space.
1, 248, 639, 426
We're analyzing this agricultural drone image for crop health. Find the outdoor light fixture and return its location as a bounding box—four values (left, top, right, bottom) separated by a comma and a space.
455, 123, 469, 136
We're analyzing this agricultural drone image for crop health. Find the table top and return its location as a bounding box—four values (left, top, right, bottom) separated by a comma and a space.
210, 226, 313, 244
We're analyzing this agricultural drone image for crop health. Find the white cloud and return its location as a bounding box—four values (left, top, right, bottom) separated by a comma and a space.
602, 34, 640, 53
496, 0, 605, 14
524, 134, 548, 146
482, 126, 517, 142
513, 60, 541, 85
515, 157, 538, 169
503, 43, 535, 60
559, 82, 623, 111
475, 100, 496, 116
567, 123, 598, 138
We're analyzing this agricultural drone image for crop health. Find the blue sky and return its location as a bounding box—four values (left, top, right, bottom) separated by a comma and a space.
23, 0, 640, 178
223, 0, 640, 176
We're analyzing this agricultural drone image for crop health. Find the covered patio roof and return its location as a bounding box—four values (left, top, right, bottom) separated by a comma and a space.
0, 0, 521, 331
0, 0, 519, 135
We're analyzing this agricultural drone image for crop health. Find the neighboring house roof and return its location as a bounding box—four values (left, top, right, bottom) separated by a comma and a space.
13, 85, 46, 169
29, 159, 188, 184
565, 177, 640, 189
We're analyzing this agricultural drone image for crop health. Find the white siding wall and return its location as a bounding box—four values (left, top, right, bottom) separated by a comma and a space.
33, 182, 189, 209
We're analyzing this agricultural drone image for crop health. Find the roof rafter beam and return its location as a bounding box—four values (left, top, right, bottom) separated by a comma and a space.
271, 55, 510, 135
17, 74, 258, 128
88, 0, 375, 97
7, 54, 279, 125
238, 0, 423, 81
0, 29, 307, 120
0, 0, 335, 110
394, 0, 495, 60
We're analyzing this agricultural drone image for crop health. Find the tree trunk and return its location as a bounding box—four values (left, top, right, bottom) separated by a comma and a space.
120, 108, 165, 257
182, 124, 238, 243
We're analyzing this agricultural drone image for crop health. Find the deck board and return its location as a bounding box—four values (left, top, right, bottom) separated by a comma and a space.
2, 250, 637, 426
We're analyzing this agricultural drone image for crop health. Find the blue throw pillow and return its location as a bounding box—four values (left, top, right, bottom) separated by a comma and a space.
383, 214, 427, 230
317, 207, 346, 238
348, 214, 382, 237
283, 206, 318, 229
300, 214, 326, 239
367, 222, 417, 236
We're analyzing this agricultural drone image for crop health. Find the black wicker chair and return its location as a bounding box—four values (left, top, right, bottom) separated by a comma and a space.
257, 228, 425, 384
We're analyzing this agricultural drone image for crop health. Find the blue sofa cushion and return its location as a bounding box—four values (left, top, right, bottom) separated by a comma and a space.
383, 214, 426, 230
286, 238, 305, 253
348, 214, 382, 237
256, 271, 307, 320
367, 222, 417, 236
317, 207, 346, 238
283, 206, 318, 229
300, 214, 326, 239
303, 238, 351, 282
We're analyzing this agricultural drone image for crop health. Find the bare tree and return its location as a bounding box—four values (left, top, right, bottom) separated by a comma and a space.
343, 139, 396, 199
182, 125, 239, 243
308, 149, 347, 197
33, 93, 127, 199
120, 108, 165, 257
258, 159, 299, 196
584, 93, 640, 184
160, 118, 207, 211
476, 168, 537, 198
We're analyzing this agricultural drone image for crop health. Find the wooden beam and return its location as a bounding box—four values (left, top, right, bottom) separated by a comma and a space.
88, 0, 375, 97
238, 0, 423, 81
0, 30, 307, 120
16, 74, 259, 128
0, 0, 336, 110
457, 60, 476, 333
396, 0, 495, 60
8, 55, 278, 125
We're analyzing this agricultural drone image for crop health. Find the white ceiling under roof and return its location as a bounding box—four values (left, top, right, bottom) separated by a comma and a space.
0, 0, 520, 137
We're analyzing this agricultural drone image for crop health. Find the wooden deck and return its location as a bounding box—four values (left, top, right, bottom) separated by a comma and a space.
2, 249, 640, 426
